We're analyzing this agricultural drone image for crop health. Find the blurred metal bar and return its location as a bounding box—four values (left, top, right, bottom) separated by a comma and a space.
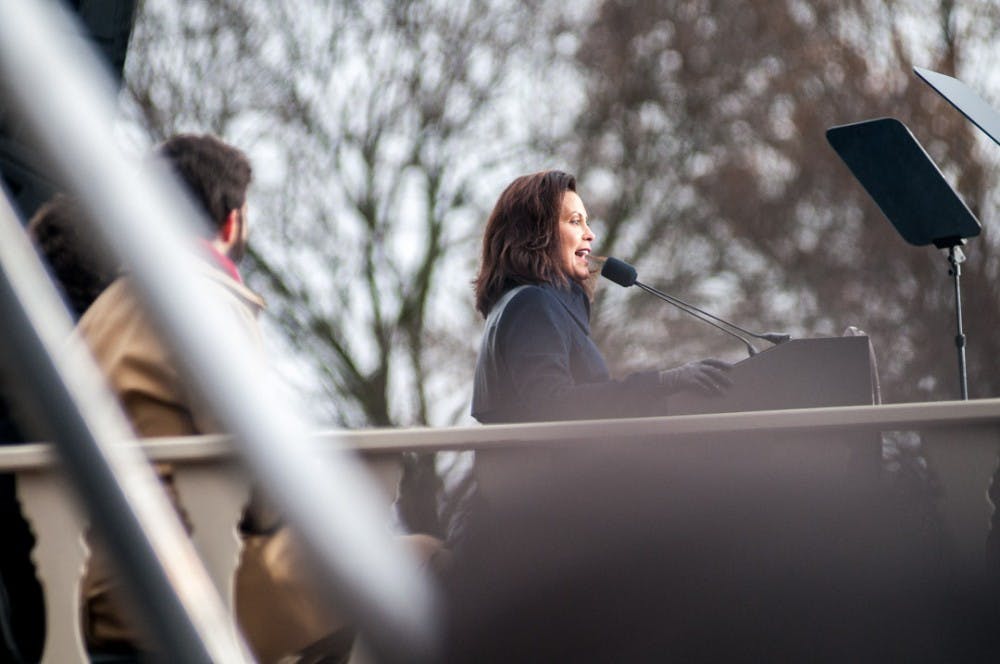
0, 190, 250, 662
0, 1, 438, 661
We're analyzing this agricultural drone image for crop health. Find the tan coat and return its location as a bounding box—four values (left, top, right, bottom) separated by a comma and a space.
76, 269, 265, 439
77, 269, 443, 662
74, 269, 305, 657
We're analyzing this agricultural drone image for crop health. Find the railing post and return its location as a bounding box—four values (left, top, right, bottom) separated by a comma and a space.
17, 470, 89, 664
172, 463, 250, 612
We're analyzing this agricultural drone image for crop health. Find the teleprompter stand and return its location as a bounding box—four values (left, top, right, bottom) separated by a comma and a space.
826, 117, 981, 399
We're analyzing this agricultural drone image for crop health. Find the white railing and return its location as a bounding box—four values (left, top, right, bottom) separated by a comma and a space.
2, 399, 999, 663
2, 437, 406, 664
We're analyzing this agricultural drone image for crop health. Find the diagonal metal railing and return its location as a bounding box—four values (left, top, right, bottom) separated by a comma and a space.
0, 183, 252, 662
0, 1, 438, 662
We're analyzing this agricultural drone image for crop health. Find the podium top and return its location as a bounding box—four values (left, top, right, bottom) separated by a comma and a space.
669, 336, 876, 416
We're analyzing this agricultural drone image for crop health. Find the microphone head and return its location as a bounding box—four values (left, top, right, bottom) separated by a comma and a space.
600, 257, 637, 287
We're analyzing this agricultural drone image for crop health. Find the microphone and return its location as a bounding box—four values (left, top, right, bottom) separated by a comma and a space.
596, 256, 791, 357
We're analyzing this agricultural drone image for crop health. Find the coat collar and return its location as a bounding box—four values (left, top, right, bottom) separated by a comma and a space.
199, 264, 266, 314
543, 281, 591, 334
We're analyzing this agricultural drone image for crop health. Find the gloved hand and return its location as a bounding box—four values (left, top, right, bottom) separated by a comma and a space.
658, 358, 733, 396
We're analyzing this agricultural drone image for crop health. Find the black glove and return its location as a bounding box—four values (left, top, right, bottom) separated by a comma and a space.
395, 452, 445, 538
658, 359, 733, 396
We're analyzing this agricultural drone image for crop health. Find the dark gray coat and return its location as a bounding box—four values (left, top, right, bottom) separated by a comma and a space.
472, 282, 664, 423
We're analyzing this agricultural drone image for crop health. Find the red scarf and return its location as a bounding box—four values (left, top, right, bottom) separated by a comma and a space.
197, 238, 242, 283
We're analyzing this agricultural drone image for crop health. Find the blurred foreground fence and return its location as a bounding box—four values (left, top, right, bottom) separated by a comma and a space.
3, 399, 999, 662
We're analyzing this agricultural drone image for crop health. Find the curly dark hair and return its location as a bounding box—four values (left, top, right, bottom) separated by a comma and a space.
156, 133, 253, 235
27, 194, 119, 319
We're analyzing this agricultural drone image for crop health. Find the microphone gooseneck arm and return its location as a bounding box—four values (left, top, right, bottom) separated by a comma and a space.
597, 256, 791, 358
633, 280, 759, 356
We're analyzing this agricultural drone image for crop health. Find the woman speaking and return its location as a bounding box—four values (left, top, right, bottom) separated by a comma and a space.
472, 170, 732, 424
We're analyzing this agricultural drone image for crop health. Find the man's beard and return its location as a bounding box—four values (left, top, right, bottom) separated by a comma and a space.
227, 237, 246, 264
226, 212, 247, 263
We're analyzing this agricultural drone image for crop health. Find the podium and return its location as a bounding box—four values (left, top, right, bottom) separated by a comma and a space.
476, 336, 882, 556
669, 336, 877, 415
476, 336, 881, 509
656, 335, 881, 480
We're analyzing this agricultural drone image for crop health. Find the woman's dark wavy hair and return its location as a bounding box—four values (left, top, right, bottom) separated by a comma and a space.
474, 170, 576, 317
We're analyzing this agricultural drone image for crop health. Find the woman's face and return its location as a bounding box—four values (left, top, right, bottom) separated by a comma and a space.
558, 190, 594, 283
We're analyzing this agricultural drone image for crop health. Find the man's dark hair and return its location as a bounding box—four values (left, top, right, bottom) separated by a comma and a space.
156, 133, 252, 235
473, 170, 576, 318
27, 194, 118, 319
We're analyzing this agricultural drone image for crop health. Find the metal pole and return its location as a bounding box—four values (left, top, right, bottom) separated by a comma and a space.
0, 191, 251, 662
0, 1, 438, 659
948, 245, 968, 400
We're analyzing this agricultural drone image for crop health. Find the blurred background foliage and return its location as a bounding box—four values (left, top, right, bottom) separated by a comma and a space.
121, 0, 1000, 427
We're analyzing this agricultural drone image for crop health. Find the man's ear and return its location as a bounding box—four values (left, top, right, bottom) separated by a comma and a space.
220, 209, 239, 243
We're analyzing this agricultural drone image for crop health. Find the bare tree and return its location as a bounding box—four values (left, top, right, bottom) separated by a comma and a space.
123, 0, 563, 426
121, 0, 998, 424
564, 0, 1000, 403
